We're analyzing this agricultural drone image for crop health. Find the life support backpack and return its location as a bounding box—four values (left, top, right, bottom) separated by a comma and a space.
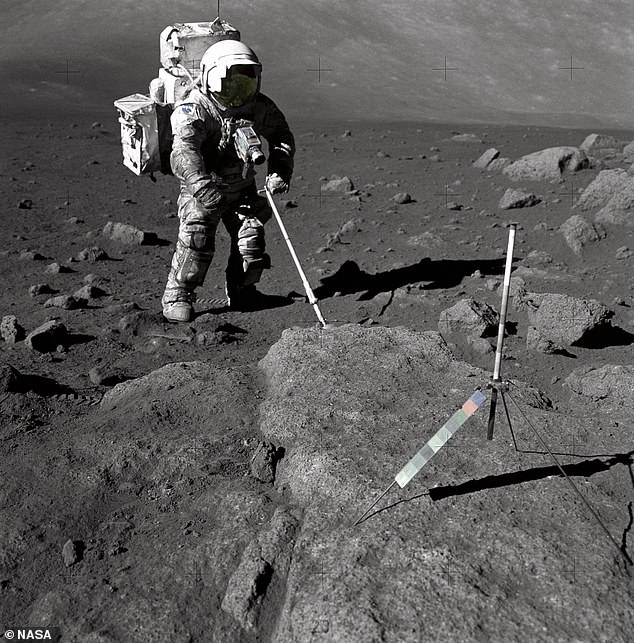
114, 18, 239, 180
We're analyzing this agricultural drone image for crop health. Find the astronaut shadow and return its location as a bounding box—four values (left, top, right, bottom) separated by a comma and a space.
313, 257, 510, 301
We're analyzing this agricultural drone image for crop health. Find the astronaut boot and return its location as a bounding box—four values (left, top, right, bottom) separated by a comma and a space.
162, 286, 195, 322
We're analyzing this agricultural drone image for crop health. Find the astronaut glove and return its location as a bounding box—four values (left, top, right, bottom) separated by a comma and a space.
194, 180, 226, 210
265, 173, 289, 195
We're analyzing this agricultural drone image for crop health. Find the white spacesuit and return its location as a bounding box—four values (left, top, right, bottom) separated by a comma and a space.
162, 39, 295, 322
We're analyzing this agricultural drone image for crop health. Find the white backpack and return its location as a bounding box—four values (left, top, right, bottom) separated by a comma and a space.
114, 18, 240, 178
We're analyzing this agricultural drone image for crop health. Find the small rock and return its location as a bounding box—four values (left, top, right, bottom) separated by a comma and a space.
77, 247, 109, 262
44, 262, 72, 274
615, 246, 633, 260
62, 539, 82, 566
103, 221, 157, 245
91, 122, 102, 129
559, 215, 606, 255
88, 366, 126, 386
1, 316, 25, 344
473, 148, 500, 169
341, 130, 352, 137
250, 441, 282, 483
19, 250, 46, 261
29, 284, 56, 297
392, 192, 413, 204
17, 199, 33, 209
25, 320, 68, 352
499, 188, 541, 210
0, 363, 22, 392
44, 295, 85, 310
446, 201, 463, 210
74, 284, 106, 299
451, 133, 483, 143
283, 199, 298, 208
322, 177, 354, 192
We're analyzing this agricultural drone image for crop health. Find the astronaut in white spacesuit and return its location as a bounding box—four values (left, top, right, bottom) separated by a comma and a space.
162, 39, 295, 322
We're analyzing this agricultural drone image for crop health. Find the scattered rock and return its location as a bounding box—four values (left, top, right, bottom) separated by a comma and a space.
446, 201, 463, 210
118, 310, 164, 335
341, 130, 352, 137
564, 365, 634, 412
25, 320, 68, 352
19, 250, 45, 261
283, 199, 298, 209
88, 365, 127, 386
74, 284, 106, 299
17, 199, 33, 209
438, 298, 499, 338
29, 284, 56, 297
392, 192, 413, 204
498, 188, 541, 210
473, 148, 500, 169
44, 262, 73, 274
1, 316, 25, 344
322, 177, 353, 192
62, 539, 82, 567
575, 169, 632, 211
559, 215, 606, 255
0, 363, 22, 392
77, 247, 109, 262
44, 295, 86, 310
503, 147, 588, 181
451, 133, 483, 143
615, 246, 633, 260
103, 221, 158, 245
250, 441, 283, 483
525, 292, 612, 351
90, 121, 102, 129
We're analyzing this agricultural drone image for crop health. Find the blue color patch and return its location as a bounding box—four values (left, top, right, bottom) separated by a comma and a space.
179, 104, 194, 115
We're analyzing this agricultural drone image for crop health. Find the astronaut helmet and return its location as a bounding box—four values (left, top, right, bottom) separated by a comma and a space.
200, 40, 262, 109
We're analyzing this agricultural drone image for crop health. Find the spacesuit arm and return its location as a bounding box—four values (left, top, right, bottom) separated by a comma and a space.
170, 103, 220, 196
259, 96, 295, 184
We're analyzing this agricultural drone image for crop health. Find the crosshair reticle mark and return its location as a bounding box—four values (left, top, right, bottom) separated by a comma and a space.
55, 59, 80, 85
434, 183, 462, 207
432, 57, 459, 81
306, 57, 334, 83
559, 56, 585, 81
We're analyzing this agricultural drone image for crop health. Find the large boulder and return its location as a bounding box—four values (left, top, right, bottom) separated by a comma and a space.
257, 324, 630, 642
564, 365, 634, 414
559, 215, 606, 255
524, 293, 612, 352
594, 180, 634, 226
503, 147, 588, 181
579, 133, 622, 154
438, 298, 498, 338
575, 169, 632, 211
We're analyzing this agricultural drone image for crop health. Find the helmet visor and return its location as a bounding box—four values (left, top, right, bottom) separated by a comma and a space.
212, 65, 259, 107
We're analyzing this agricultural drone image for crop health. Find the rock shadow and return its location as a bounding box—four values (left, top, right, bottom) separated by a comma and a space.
576, 325, 634, 349
313, 257, 509, 301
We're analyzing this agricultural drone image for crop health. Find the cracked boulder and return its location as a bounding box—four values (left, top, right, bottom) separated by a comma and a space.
524, 292, 613, 353
503, 146, 588, 181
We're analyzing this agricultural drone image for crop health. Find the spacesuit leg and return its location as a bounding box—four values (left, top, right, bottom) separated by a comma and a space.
162, 190, 220, 311
223, 196, 271, 301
